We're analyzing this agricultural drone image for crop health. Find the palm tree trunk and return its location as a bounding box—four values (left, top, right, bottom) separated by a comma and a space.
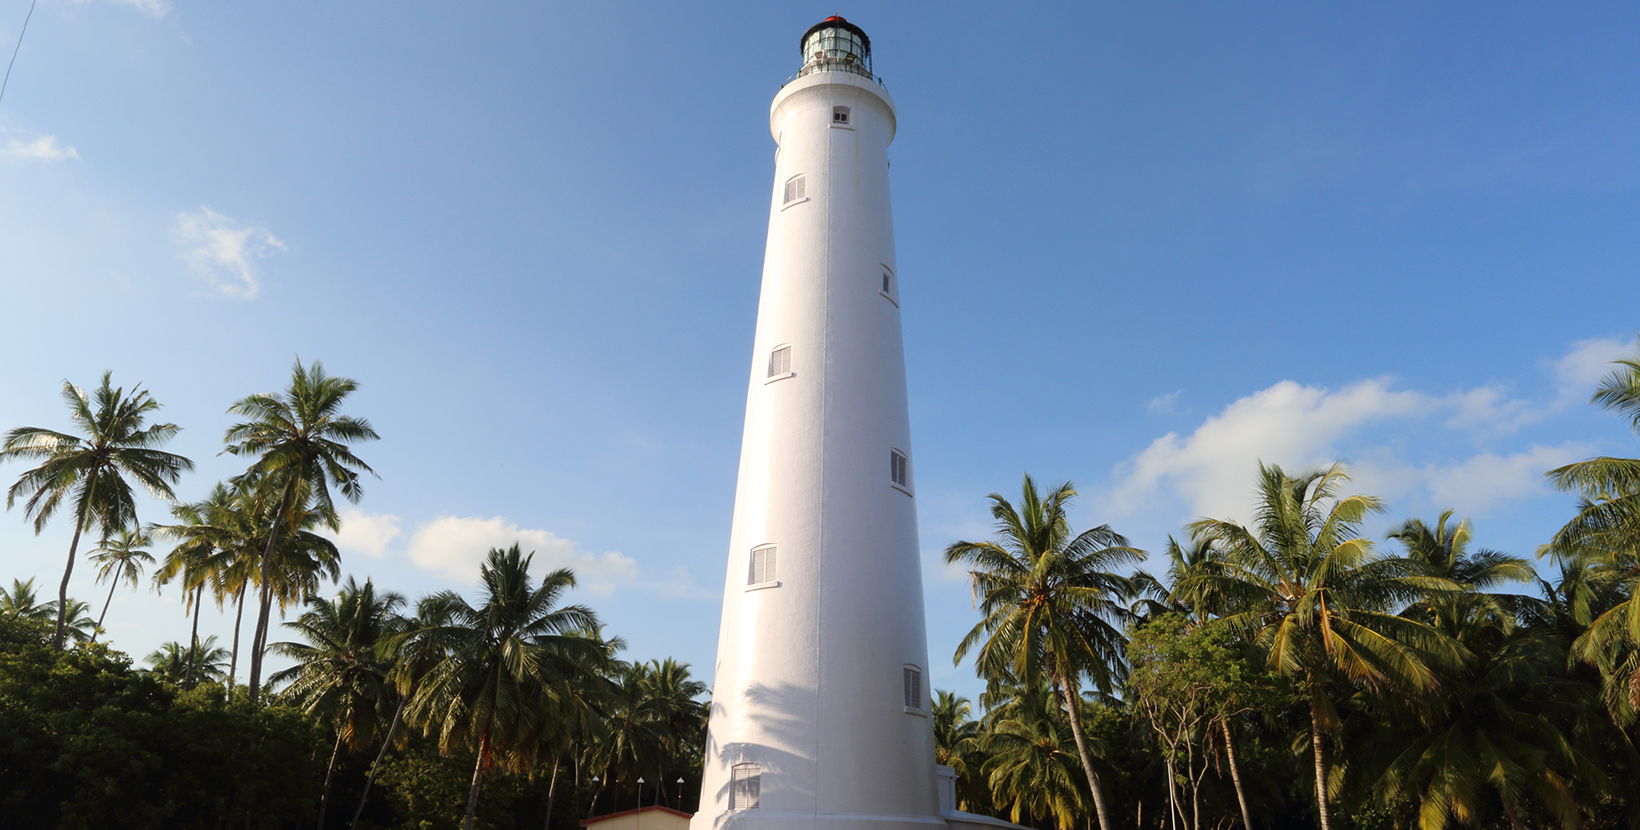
1054, 674, 1113, 830
1308, 696, 1332, 830
319, 727, 346, 830
185, 582, 204, 688
54, 517, 87, 649
542, 754, 561, 830
228, 584, 246, 691
351, 698, 406, 830
464, 733, 491, 830
247, 494, 290, 704
1221, 719, 1252, 830
93, 573, 120, 642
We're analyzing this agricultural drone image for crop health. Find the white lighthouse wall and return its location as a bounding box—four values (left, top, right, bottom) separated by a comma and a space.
694, 70, 940, 830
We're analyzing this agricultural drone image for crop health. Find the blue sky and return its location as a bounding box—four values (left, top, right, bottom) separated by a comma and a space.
2, 2, 1638, 703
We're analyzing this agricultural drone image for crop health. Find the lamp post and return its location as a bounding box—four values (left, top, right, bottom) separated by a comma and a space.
589, 776, 600, 819
676, 778, 685, 809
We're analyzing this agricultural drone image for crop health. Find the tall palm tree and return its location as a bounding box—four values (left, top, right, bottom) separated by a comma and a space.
406, 544, 601, 830
932, 690, 987, 814
1545, 337, 1640, 721
88, 528, 155, 641
1, 576, 56, 624
145, 635, 231, 684
272, 577, 408, 830
1, 372, 193, 648
1184, 463, 1462, 830
944, 474, 1142, 830
1388, 511, 1533, 631
222, 358, 378, 702
153, 496, 224, 689
980, 677, 1088, 830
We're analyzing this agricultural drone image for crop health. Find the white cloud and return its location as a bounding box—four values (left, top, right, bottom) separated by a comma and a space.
1147, 389, 1184, 415
331, 509, 402, 558
1423, 444, 1590, 515
174, 207, 286, 298
1111, 378, 1427, 522
1, 135, 80, 162
1104, 339, 1623, 527
1553, 337, 1632, 402
75, 0, 172, 20
403, 515, 640, 596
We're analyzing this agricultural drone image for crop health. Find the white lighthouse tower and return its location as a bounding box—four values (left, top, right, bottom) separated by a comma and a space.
693, 16, 952, 830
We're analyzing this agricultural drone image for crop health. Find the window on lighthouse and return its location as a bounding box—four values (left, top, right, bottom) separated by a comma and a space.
731, 764, 761, 809
832, 106, 850, 124
783, 175, 806, 205
890, 449, 909, 489
903, 666, 923, 709
749, 545, 777, 585
768, 345, 792, 378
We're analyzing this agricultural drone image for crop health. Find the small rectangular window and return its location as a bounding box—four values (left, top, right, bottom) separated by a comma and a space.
784, 175, 806, 204
883, 272, 891, 293
904, 667, 922, 709
731, 764, 761, 810
891, 450, 908, 488
833, 106, 851, 124
768, 346, 791, 378
749, 545, 777, 585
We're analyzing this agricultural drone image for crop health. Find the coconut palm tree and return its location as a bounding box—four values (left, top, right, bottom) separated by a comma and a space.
222, 358, 378, 702
1388, 511, 1533, 631
1, 577, 56, 624
1, 372, 193, 648
980, 677, 1088, 829
932, 690, 987, 814
272, 577, 408, 830
1183, 463, 1463, 830
944, 474, 1142, 830
406, 544, 601, 830
153, 501, 221, 689
1545, 337, 1640, 722
144, 635, 231, 684
88, 528, 154, 641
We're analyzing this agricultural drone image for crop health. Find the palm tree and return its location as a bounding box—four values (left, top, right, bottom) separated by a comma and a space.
57, 597, 97, 644
1387, 511, 1533, 631
222, 358, 378, 702
271, 577, 408, 830
1183, 463, 1462, 830
144, 635, 231, 684
153, 500, 222, 689
405, 544, 601, 830
1, 576, 56, 624
932, 690, 987, 814
88, 528, 155, 641
944, 474, 1142, 830
1545, 336, 1640, 721
980, 677, 1088, 829
1, 372, 193, 648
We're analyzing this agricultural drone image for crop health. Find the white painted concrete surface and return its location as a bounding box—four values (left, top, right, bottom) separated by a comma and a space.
691, 31, 944, 830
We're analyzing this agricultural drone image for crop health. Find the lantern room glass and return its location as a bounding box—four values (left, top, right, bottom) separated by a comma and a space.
803, 27, 870, 72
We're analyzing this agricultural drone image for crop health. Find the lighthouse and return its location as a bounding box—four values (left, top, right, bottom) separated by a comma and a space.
692, 16, 949, 830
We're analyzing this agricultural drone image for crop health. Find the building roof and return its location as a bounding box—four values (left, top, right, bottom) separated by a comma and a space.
581, 806, 694, 826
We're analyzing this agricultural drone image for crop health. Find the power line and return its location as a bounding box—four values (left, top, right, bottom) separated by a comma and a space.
0, 0, 40, 109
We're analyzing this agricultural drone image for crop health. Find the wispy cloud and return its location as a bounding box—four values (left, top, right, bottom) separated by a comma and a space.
1, 135, 80, 162
1147, 389, 1185, 415
174, 207, 286, 298
74, 0, 172, 20
1104, 339, 1628, 526
402, 515, 641, 596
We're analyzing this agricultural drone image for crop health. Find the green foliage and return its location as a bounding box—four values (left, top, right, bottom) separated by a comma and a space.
0, 620, 324, 829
